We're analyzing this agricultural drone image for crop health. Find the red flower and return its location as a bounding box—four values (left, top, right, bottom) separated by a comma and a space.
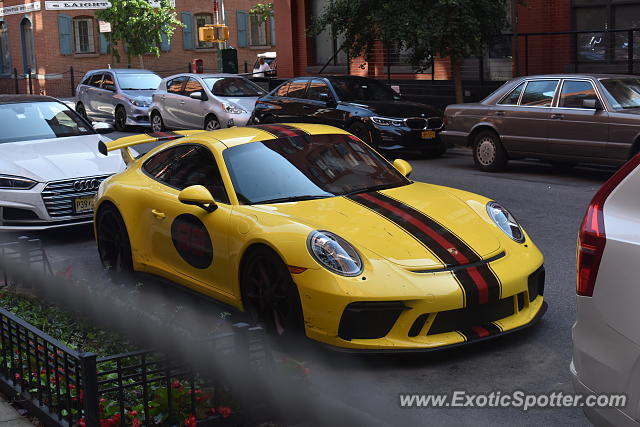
171, 380, 182, 389
37, 345, 44, 352
132, 418, 141, 427
78, 418, 86, 427
129, 410, 138, 416
209, 407, 216, 415
218, 406, 232, 418
69, 383, 76, 390
14, 373, 21, 380
184, 415, 197, 427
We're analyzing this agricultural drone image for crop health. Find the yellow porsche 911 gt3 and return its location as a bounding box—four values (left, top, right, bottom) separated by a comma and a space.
94, 123, 546, 351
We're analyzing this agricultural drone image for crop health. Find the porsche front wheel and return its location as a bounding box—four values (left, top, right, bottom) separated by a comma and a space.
241, 248, 304, 339
96, 205, 133, 280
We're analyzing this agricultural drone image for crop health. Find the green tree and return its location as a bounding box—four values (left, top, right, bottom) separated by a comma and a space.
96, 0, 183, 68
312, 0, 509, 103
249, 2, 274, 23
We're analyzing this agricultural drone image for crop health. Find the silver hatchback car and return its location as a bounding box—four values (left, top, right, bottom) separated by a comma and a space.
149, 73, 266, 131
75, 69, 161, 131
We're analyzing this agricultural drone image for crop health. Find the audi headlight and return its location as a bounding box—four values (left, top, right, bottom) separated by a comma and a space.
486, 202, 525, 243
371, 116, 404, 127
0, 175, 37, 190
223, 103, 246, 114
307, 230, 363, 276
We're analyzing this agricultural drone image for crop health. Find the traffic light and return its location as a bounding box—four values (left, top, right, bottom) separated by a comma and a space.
198, 24, 230, 43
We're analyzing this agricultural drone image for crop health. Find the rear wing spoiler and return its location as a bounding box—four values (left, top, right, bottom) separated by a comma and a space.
98, 130, 205, 165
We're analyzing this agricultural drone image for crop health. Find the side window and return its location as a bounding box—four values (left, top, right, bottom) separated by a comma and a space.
498, 82, 525, 105
559, 80, 598, 108
520, 80, 559, 107
88, 73, 103, 88
101, 73, 115, 91
81, 75, 92, 85
167, 76, 187, 94
183, 78, 204, 96
275, 82, 291, 97
307, 79, 333, 101
286, 80, 308, 99
143, 145, 229, 203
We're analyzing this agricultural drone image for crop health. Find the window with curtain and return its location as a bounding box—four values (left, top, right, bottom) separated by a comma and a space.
195, 13, 213, 49
73, 17, 95, 54
0, 21, 11, 74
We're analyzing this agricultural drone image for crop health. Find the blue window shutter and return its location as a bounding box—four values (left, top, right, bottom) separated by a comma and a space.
181, 12, 193, 50
237, 10, 248, 47
270, 13, 276, 46
161, 32, 171, 52
58, 14, 72, 55
99, 32, 109, 54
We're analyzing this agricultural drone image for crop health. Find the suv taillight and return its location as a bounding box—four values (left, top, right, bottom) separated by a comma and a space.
577, 153, 640, 296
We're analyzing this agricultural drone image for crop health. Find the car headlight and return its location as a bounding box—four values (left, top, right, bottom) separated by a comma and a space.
223, 103, 246, 114
486, 202, 525, 243
371, 116, 404, 127
129, 98, 149, 107
307, 230, 363, 276
0, 175, 37, 190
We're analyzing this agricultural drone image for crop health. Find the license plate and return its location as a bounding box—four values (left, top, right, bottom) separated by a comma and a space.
421, 130, 436, 139
74, 196, 94, 214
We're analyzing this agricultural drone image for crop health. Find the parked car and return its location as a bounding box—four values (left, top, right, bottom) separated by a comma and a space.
149, 73, 267, 132
571, 153, 640, 426
95, 123, 545, 350
251, 51, 277, 77
0, 95, 124, 230
75, 69, 161, 131
441, 74, 640, 171
250, 76, 446, 156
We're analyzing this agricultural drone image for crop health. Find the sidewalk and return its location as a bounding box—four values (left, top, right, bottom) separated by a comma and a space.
0, 396, 33, 426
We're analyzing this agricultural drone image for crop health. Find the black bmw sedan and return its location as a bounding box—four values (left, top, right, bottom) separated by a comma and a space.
250, 76, 446, 156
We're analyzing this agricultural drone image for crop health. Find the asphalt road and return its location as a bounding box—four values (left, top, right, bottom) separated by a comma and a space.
3, 129, 614, 426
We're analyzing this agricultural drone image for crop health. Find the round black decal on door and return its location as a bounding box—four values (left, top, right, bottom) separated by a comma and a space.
171, 214, 213, 269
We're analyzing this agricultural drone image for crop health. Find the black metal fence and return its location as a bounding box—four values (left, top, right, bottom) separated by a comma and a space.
0, 305, 269, 426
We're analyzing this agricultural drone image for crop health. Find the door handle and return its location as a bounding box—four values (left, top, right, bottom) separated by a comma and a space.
302, 105, 312, 110
494, 111, 505, 116
179, 101, 185, 105
161, 95, 166, 100
551, 114, 563, 120
151, 209, 166, 220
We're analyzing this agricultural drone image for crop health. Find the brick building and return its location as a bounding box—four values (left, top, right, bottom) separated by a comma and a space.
274, 0, 640, 81
0, 0, 277, 96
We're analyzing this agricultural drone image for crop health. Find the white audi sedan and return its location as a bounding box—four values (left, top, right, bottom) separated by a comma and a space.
0, 95, 125, 230
572, 153, 640, 426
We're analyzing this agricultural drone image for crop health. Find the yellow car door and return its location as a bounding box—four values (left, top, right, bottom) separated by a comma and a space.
140, 143, 235, 304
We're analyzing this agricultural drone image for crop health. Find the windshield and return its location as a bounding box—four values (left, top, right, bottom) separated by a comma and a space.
329, 77, 401, 102
116, 73, 161, 90
203, 77, 266, 97
223, 133, 409, 204
600, 78, 640, 109
0, 101, 93, 143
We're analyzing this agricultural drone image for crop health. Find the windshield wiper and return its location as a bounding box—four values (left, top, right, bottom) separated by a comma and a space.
341, 183, 404, 197
253, 195, 332, 204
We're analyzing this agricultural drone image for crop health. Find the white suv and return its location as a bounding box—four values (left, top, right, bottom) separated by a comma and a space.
572, 153, 640, 426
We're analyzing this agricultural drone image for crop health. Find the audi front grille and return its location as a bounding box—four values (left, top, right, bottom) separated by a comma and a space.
41, 175, 111, 218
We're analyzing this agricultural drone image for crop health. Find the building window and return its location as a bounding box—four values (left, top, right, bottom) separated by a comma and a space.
249, 14, 271, 46
20, 18, 35, 73
195, 13, 213, 49
73, 17, 95, 54
0, 21, 11, 75
309, 0, 346, 69
573, 0, 640, 62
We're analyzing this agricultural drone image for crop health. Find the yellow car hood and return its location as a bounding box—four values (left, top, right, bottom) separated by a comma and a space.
261, 183, 502, 270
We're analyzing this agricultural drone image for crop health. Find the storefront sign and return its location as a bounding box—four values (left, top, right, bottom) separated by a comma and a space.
45, 1, 111, 10
0, 2, 42, 17
98, 20, 111, 32
44, 0, 175, 10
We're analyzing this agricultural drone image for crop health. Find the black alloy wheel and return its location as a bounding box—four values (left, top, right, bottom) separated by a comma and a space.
96, 205, 133, 280
241, 248, 304, 339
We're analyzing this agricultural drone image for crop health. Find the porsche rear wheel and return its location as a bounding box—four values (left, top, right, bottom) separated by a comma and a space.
96, 204, 133, 280
241, 248, 304, 339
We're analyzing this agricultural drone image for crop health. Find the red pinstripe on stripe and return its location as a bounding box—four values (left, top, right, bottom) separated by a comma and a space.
358, 192, 491, 305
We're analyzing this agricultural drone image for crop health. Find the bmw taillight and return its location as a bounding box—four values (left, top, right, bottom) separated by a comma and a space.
577, 153, 640, 296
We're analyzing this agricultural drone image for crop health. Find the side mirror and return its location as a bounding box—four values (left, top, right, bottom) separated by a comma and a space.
93, 122, 114, 134
393, 159, 413, 178
190, 91, 207, 101
178, 185, 217, 212
582, 99, 601, 110
320, 93, 336, 106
